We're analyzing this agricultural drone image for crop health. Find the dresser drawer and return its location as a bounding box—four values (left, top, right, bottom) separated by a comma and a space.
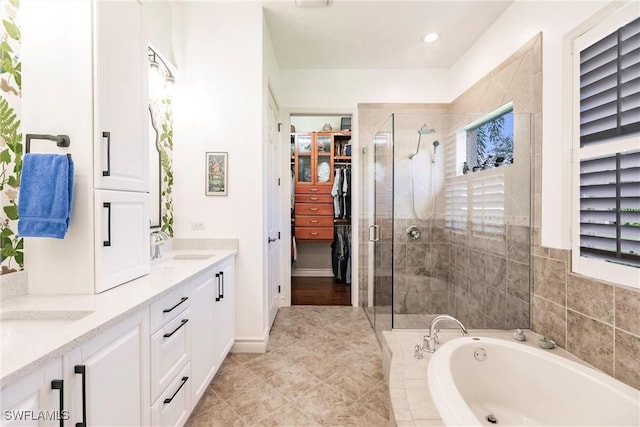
295, 186, 332, 194
295, 227, 333, 240
150, 284, 190, 333
151, 363, 191, 427
151, 309, 191, 403
295, 203, 333, 216
295, 194, 333, 204
295, 216, 334, 227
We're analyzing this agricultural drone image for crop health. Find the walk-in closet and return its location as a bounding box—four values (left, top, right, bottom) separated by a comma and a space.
290, 114, 352, 305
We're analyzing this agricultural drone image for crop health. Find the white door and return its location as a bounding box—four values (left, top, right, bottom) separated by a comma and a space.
189, 270, 216, 403
216, 257, 235, 361
266, 91, 280, 329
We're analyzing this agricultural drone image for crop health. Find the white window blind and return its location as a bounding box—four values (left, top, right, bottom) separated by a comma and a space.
580, 16, 640, 146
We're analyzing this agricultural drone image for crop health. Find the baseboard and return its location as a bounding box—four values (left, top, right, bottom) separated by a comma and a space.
231, 333, 269, 353
291, 268, 333, 277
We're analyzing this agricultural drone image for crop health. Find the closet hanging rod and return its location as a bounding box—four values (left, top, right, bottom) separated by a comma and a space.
25, 134, 71, 154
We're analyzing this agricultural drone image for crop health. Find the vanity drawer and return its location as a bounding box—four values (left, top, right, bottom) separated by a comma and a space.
295, 227, 333, 240
151, 363, 191, 427
295, 216, 334, 227
151, 309, 191, 403
295, 186, 331, 194
150, 284, 190, 333
295, 194, 333, 204
295, 203, 333, 216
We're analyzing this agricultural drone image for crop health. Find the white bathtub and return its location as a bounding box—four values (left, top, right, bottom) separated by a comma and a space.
428, 336, 640, 426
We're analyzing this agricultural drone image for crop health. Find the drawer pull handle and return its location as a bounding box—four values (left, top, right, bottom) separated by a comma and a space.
50, 379, 64, 427
102, 131, 111, 177
220, 271, 225, 299
310, 232, 319, 236
310, 220, 319, 224
309, 208, 319, 212
309, 188, 319, 192
309, 197, 319, 201
74, 365, 87, 427
164, 376, 189, 405
103, 202, 111, 247
162, 296, 188, 313
163, 319, 189, 338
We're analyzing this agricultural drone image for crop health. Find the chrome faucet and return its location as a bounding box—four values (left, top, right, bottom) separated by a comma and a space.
150, 230, 170, 260
422, 314, 469, 353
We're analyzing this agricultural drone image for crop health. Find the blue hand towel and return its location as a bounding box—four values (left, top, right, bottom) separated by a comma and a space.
18, 153, 74, 239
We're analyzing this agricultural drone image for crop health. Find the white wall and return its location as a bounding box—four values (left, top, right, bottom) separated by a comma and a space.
281, 69, 451, 109
448, 0, 610, 249
148, 1, 174, 66
171, 2, 267, 343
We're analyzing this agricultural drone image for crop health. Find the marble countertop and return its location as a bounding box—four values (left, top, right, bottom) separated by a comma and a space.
0, 248, 237, 388
382, 329, 585, 427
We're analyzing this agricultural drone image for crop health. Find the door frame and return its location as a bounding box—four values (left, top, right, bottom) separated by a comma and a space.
280, 108, 359, 308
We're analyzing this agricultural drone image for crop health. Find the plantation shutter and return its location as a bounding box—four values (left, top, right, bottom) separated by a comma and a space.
580, 150, 640, 267
580, 16, 640, 146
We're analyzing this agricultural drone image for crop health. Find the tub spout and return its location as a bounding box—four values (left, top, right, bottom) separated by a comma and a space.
423, 315, 469, 353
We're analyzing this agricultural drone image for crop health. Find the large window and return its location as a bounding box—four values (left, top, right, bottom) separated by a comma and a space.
464, 104, 514, 173
573, 6, 640, 288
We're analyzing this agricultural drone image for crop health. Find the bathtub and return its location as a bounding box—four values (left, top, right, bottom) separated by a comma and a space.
428, 336, 640, 427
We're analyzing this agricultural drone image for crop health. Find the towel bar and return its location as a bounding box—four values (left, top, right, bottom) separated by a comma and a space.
25, 134, 71, 158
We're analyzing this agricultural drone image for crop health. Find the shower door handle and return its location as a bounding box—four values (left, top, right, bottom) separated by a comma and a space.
368, 225, 380, 242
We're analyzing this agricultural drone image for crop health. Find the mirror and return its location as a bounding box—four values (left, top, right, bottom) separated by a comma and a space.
149, 106, 161, 228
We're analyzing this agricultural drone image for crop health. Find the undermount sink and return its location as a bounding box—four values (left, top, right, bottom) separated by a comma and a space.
1, 310, 94, 346
170, 253, 216, 260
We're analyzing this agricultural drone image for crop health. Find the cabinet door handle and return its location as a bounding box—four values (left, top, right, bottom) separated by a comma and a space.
103, 202, 111, 247
220, 271, 224, 299
50, 379, 64, 427
102, 131, 111, 177
162, 296, 188, 313
309, 208, 319, 212
164, 376, 189, 405
74, 365, 87, 427
215, 273, 221, 302
163, 319, 189, 338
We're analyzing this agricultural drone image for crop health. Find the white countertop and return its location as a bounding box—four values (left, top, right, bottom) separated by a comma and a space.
0, 249, 237, 388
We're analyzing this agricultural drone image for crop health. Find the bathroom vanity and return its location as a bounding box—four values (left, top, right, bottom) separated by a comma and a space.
0, 249, 236, 427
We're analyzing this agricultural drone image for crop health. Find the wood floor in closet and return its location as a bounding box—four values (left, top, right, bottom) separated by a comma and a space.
291, 276, 351, 306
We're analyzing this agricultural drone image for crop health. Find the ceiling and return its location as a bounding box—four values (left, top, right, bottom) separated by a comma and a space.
263, 0, 514, 69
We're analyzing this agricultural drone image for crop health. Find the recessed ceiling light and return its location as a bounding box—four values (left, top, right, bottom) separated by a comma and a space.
423, 33, 439, 43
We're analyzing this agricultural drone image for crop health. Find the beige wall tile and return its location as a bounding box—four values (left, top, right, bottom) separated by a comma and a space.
567, 310, 614, 376
567, 274, 614, 324
615, 286, 640, 337
532, 296, 566, 347
614, 329, 640, 390
533, 256, 567, 305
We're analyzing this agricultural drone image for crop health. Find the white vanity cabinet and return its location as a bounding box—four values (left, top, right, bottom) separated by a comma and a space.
21, 0, 150, 295
189, 256, 236, 406
149, 283, 192, 427
64, 309, 150, 427
0, 359, 64, 427
94, 0, 148, 193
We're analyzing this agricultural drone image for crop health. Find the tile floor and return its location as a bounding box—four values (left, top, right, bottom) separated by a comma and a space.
185, 306, 389, 427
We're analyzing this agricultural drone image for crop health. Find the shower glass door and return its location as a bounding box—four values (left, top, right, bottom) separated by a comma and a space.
370, 115, 394, 336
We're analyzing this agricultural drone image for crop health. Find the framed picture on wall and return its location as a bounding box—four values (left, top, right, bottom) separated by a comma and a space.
205, 152, 228, 196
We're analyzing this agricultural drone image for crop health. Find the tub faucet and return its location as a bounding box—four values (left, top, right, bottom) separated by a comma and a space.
423, 315, 469, 353
150, 230, 170, 259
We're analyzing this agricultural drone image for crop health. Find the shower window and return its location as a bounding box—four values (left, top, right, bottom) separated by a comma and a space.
463, 103, 514, 173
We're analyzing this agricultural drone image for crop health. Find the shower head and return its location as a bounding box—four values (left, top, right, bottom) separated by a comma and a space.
431, 141, 440, 163
419, 124, 436, 135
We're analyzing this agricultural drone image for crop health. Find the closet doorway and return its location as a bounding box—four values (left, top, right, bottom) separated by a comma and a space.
290, 114, 352, 306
